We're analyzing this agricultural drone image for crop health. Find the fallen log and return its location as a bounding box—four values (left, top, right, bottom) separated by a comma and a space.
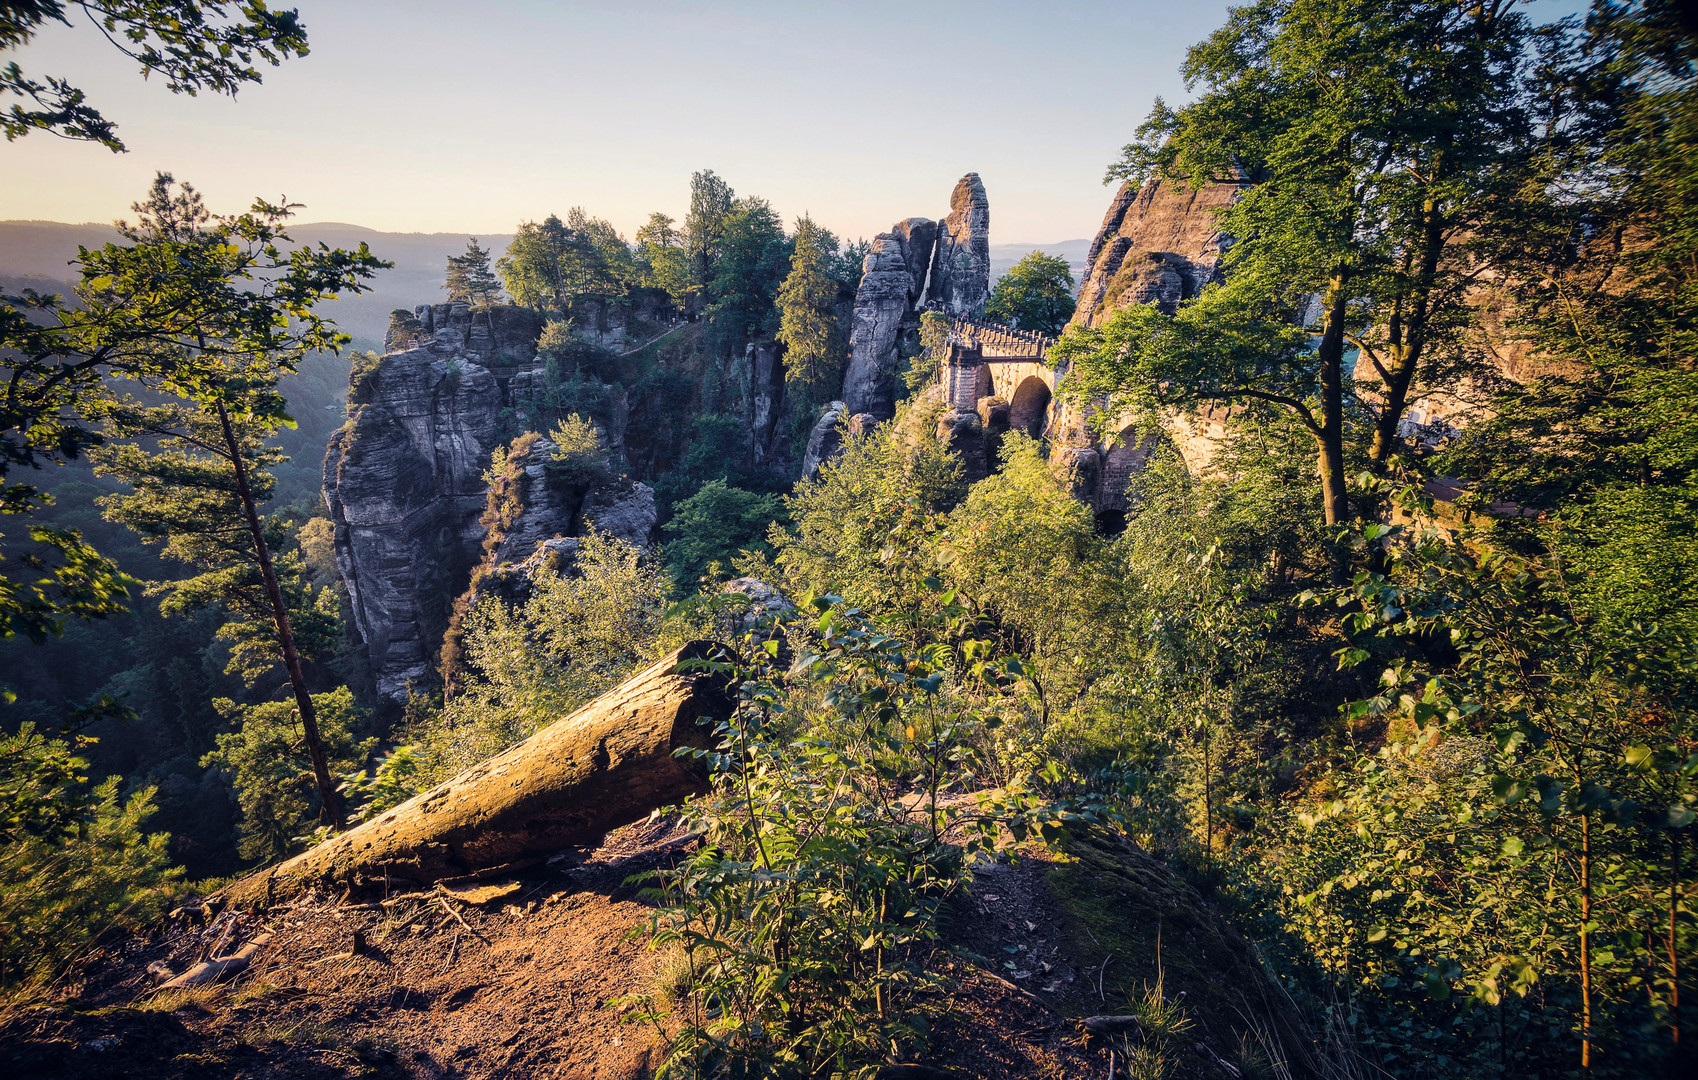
221, 643, 734, 905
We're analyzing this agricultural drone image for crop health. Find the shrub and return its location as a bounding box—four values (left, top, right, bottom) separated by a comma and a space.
661, 479, 781, 588
0, 724, 180, 993
548, 414, 610, 487
629, 595, 1095, 1077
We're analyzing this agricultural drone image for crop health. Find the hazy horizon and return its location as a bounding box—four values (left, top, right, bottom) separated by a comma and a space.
0, 1, 1237, 245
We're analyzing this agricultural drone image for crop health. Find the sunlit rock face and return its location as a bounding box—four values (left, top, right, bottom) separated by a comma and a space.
1071, 174, 1246, 328
839, 172, 991, 424
926, 173, 991, 318
842, 234, 919, 420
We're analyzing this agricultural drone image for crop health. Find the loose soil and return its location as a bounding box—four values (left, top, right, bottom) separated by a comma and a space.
1, 818, 1297, 1079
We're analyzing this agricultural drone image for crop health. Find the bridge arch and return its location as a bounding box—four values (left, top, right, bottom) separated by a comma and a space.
1008, 376, 1052, 439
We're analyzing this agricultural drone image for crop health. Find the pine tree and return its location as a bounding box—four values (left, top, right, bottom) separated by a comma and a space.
444, 237, 502, 305
70, 174, 385, 829
776, 214, 843, 403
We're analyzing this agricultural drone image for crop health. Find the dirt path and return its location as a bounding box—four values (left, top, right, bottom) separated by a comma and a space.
2, 821, 1286, 1078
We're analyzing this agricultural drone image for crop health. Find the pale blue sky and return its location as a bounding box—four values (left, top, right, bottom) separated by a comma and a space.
1, 1, 1588, 244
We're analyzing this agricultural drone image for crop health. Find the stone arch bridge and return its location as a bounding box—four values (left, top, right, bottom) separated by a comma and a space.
939, 317, 1227, 526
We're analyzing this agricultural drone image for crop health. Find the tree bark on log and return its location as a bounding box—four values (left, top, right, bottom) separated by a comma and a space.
221, 643, 733, 906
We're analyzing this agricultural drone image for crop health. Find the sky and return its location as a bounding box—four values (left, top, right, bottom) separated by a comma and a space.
1, 0, 1241, 245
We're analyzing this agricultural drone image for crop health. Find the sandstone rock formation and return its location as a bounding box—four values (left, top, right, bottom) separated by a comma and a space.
329, 306, 659, 704
842, 234, 922, 419
838, 172, 991, 425
385, 302, 544, 376
580, 478, 657, 549
801, 401, 850, 480
1072, 174, 1246, 329
892, 217, 938, 305
928, 173, 991, 317
325, 344, 504, 703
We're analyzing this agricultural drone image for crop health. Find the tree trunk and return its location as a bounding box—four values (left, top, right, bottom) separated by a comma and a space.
216, 401, 343, 828
1671, 833, 1681, 1051
1315, 270, 1353, 585
221, 643, 734, 906
1581, 810, 1594, 1072
1369, 197, 1447, 464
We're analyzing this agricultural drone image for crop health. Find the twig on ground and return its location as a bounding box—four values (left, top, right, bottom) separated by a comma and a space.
434, 893, 490, 943
441, 930, 460, 973
978, 967, 1056, 1014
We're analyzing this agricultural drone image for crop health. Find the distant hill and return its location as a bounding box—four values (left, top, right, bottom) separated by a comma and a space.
2, 221, 1091, 343
0, 220, 513, 348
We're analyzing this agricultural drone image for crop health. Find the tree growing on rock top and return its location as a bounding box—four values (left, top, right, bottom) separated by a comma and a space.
636, 211, 690, 307
684, 169, 736, 310
443, 237, 503, 305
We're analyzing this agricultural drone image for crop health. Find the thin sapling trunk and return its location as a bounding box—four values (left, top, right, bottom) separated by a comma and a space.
216, 400, 343, 829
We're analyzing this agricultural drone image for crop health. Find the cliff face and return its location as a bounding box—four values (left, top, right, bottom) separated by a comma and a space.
1071, 175, 1246, 328
328, 303, 671, 704
325, 343, 504, 702
843, 233, 925, 419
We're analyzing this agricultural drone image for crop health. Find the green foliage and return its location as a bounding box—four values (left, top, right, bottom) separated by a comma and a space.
1437, 0, 1698, 645
662, 478, 781, 588
776, 214, 844, 405
900, 310, 953, 398
0, 171, 381, 650
93, 406, 337, 683
652, 413, 751, 515
0, 0, 308, 152
632, 597, 1089, 1078
203, 687, 372, 863
1268, 514, 1696, 1074
940, 434, 1121, 709
339, 743, 423, 825
547, 413, 610, 488
706, 197, 791, 350
984, 251, 1075, 335
0, 523, 134, 644
346, 348, 382, 405
684, 169, 736, 305
636, 212, 691, 306
443, 237, 502, 305
399, 531, 669, 790
498, 212, 631, 310
772, 399, 966, 632
1079, 0, 1549, 537
0, 723, 179, 992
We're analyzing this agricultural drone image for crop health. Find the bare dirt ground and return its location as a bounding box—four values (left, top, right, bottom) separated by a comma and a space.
0, 819, 1279, 1079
